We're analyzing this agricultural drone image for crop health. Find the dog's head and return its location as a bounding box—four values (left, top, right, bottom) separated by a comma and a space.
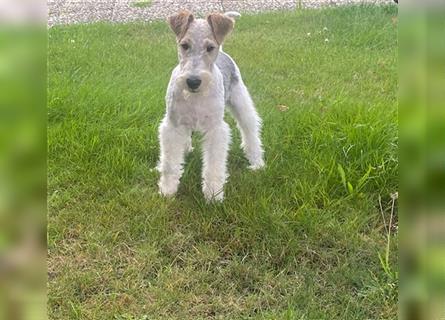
168, 10, 234, 94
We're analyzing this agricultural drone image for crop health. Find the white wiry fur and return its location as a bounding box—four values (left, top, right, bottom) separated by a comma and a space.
224, 11, 242, 19
158, 11, 264, 202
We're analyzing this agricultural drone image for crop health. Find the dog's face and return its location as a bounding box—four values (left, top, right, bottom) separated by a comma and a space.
168, 11, 234, 94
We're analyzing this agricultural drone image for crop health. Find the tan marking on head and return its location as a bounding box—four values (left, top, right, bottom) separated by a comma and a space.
168, 10, 194, 41
206, 13, 234, 45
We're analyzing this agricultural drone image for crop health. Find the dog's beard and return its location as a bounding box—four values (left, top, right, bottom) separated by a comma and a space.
176, 71, 213, 100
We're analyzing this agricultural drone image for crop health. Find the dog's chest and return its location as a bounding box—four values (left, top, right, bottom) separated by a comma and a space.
169, 94, 224, 132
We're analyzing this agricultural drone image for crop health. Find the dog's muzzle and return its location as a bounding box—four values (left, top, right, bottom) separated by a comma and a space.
186, 77, 202, 91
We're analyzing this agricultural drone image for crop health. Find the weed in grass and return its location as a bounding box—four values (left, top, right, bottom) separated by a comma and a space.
378, 192, 398, 282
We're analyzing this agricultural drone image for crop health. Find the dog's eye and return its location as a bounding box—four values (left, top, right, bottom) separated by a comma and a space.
207, 45, 215, 53
181, 43, 190, 50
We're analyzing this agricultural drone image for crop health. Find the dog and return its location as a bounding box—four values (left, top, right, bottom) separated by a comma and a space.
157, 10, 264, 201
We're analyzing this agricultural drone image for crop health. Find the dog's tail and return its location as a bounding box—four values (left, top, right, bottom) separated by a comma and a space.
220, 12, 241, 51
224, 11, 241, 20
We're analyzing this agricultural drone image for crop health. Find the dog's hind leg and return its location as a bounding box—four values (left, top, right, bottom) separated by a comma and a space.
228, 82, 265, 170
185, 134, 193, 154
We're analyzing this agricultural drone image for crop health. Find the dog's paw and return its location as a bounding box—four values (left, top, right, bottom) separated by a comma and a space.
204, 193, 224, 203
158, 177, 179, 197
186, 145, 194, 153
203, 187, 224, 203
248, 159, 265, 171
159, 187, 177, 198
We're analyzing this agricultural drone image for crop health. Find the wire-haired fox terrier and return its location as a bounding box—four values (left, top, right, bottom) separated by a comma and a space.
158, 10, 264, 201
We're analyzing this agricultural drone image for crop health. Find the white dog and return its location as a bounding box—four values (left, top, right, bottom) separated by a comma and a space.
158, 10, 264, 201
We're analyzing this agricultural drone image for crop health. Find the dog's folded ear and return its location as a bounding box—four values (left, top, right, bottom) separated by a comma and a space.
207, 13, 234, 45
168, 10, 194, 40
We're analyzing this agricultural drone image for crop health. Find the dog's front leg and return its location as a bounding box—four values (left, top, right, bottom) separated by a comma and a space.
201, 122, 231, 202
158, 119, 190, 197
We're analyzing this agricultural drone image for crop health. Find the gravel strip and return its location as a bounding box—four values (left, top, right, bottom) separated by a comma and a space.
48, 0, 394, 26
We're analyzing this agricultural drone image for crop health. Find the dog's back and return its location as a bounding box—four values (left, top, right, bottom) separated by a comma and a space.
216, 51, 240, 102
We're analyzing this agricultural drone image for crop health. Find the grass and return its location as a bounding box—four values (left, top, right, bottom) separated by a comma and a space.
48, 5, 398, 319
131, 0, 152, 9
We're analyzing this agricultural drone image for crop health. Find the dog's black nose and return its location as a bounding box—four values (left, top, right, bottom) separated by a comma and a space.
186, 77, 202, 90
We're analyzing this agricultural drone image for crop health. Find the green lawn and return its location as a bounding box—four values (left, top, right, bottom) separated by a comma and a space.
48, 5, 398, 319
132, 0, 153, 9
